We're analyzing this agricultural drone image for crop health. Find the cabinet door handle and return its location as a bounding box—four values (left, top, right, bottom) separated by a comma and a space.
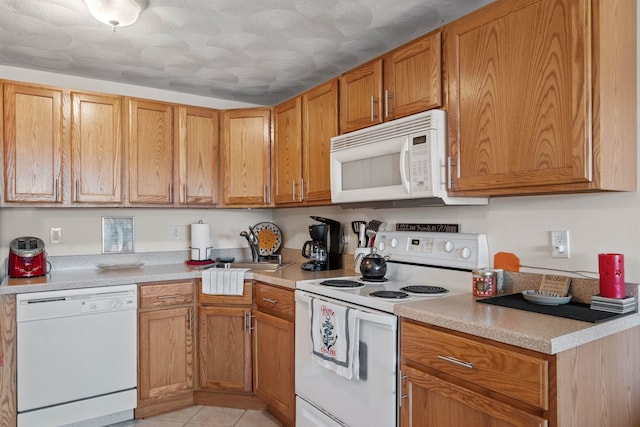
157, 294, 185, 300
263, 184, 268, 204
292, 180, 296, 201
55, 178, 60, 202
447, 156, 455, 190
244, 310, 255, 333
437, 354, 473, 369
188, 307, 193, 331
385, 89, 391, 118
183, 184, 187, 203
74, 179, 79, 201
300, 178, 304, 201
169, 184, 173, 204
370, 96, 375, 122
262, 297, 278, 304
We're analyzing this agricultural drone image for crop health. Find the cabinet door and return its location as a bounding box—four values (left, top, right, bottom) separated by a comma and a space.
253, 310, 295, 425
273, 97, 303, 205
446, 0, 590, 193
139, 307, 194, 401
339, 59, 383, 133
400, 365, 547, 427
176, 106, 219, 206
384, 31, 441, 121
128, 99, 174, 204
198, 306, 252, 392
221, 108, 271, 206
71, 92, 123, 203
302, 79, 338, 203
3, 83, 63, 203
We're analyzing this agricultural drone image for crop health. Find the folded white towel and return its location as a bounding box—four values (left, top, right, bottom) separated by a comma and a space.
310, 297, 359, 380
201, 268, 249, 295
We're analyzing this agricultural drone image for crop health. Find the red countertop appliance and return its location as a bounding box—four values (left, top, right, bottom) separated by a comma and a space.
8, 237, 47, 278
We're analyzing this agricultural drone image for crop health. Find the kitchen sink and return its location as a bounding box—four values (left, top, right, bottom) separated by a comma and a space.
214, 261, 293, 272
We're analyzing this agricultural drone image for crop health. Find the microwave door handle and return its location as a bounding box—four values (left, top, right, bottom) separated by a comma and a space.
399, 140, 411, 195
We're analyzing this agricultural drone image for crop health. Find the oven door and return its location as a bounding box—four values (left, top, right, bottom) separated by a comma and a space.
295, 290, 398, 427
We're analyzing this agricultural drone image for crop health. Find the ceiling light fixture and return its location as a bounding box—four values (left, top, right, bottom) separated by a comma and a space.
83, 0, 148, 32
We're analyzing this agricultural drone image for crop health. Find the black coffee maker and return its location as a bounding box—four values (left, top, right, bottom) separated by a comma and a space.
301, 216, 343, 271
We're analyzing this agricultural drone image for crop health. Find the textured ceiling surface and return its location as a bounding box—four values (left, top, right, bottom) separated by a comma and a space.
0, 0, 493, 105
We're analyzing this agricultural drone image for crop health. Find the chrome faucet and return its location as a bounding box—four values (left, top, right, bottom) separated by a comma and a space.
240, 228, 260, 262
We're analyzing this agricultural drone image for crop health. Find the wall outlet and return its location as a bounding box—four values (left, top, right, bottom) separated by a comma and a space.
170, 225, 181, 240
550, 230, 570, 258
50, 227, 62, 244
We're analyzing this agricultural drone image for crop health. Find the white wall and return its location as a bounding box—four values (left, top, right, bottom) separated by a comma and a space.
1, 7, 639, 283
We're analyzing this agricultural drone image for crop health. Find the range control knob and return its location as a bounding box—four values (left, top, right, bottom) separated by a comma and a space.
461, 247, 472, 259
390, 238, 398, 248
444, 240, 455, 253
378, 241, 386, 251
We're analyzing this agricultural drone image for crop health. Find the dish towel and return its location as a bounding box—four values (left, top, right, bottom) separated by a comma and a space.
201, 268, 249, 295
310, 297, 360, 380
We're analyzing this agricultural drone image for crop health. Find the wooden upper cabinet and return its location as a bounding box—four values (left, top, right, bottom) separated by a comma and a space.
384, 31, 442, 121
128, 99, 174, 204
445, 0, 636, 195
340, 59, 383, 133
273, 97, 303, 205
3, 82, 64, 203
71, 92, 123, 203
302, 79, 338, 203
175, 106, 219, 206
221, 108, 271, 207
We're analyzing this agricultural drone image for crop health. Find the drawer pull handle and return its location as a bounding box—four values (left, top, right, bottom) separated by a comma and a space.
262, 297, 278, 304
437, 355, 473, 369
157, 294, 185, 300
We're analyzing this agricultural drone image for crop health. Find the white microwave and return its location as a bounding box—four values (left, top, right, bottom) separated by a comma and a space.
330, 110, 487, 207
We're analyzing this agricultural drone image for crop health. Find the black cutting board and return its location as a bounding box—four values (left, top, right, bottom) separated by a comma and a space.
477, 293, 635, 323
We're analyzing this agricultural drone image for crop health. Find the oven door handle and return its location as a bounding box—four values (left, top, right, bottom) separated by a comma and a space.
355, 310, 397, 329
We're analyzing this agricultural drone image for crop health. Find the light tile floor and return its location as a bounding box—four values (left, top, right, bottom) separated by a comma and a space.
113, 405, 283, 427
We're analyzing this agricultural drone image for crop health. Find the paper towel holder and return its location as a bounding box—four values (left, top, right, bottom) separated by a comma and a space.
190, 220, 213, 261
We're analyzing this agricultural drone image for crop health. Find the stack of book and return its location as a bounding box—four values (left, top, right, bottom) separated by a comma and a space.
590, 295, 637, 314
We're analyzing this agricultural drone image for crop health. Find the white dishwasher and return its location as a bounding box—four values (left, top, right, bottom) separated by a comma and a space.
17, 284, 138, 427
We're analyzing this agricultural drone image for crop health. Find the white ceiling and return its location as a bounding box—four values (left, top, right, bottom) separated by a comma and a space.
0, 0, 493, 105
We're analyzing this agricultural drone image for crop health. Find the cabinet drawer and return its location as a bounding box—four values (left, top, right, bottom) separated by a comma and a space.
401, 320, 549, 410
255, 282, 294, 319
198, 280, 253, 306
140, 281, 194, 308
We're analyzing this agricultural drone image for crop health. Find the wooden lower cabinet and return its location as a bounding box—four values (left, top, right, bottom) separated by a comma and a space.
137, 281, 195, 418
400, 319, 640, 427
400, 365, 546, 427
197, 305, 252, 392
252, 282, 295, 426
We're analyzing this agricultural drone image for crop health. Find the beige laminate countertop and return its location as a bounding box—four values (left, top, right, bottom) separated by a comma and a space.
395, 292, 640, 355
3, 255, 638, 356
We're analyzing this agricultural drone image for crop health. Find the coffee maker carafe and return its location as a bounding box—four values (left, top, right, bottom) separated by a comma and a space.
301, 216, 343, 271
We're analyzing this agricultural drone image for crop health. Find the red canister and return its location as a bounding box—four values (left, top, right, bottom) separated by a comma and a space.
473, 269, 497, 297
598, 253, 625, 298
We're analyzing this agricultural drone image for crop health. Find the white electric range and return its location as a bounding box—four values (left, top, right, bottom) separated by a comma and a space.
297, 230, 490, 312
295, 230, 489, 427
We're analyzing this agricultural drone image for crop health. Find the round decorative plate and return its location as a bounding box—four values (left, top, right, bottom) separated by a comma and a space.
253, 222, 283, 256
522, 290, 572, 306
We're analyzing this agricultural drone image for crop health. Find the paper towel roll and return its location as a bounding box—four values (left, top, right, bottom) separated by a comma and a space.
191, 222, 211, 260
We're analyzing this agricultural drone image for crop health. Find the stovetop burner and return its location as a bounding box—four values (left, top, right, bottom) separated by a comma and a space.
320, 279, 365, 288
400, 285, 449, 295
369, 290, 409, 299
360, 277, 389, 283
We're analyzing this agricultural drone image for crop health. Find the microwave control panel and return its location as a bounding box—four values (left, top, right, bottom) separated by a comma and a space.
409, 131, 436, 196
